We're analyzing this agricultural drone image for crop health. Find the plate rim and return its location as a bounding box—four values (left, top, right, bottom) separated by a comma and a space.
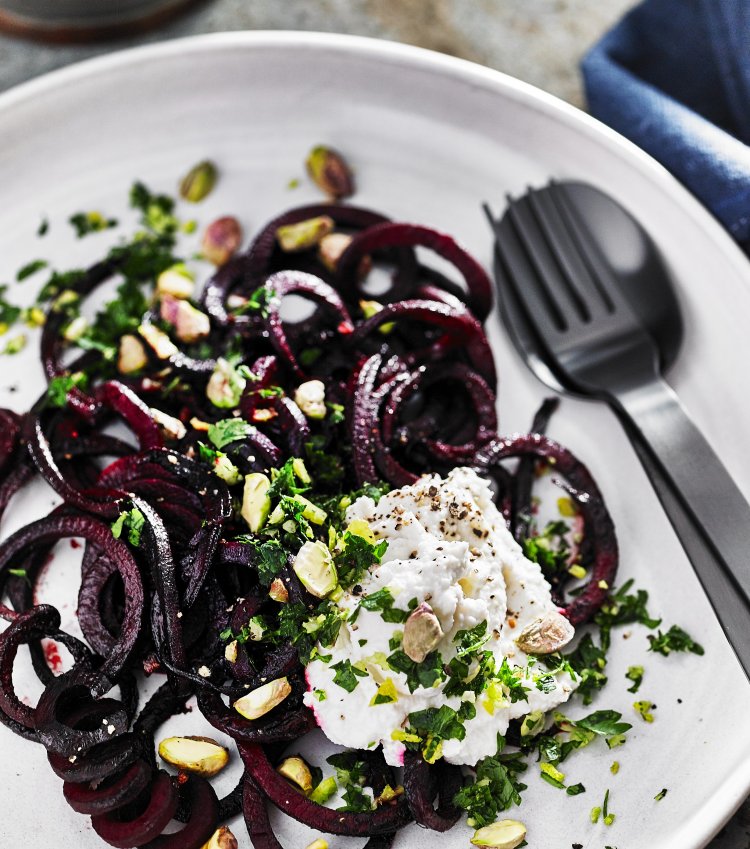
1, 29, 748, 849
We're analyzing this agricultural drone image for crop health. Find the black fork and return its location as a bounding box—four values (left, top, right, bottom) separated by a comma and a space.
486, 181, 750, 675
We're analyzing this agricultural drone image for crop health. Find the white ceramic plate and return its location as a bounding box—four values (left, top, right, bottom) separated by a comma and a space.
1, 31, 749, 849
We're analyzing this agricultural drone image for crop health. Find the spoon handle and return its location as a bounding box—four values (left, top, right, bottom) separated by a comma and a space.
614, 412, 750, 677
611, 377, 750, 644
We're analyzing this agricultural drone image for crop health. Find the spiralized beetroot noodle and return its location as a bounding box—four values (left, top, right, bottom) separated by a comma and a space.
0, 192, 617, 849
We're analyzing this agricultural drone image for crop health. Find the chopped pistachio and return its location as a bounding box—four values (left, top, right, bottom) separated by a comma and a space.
160, 294, 210, 343
292, 457, 311, 484
202, 216, 242, 266
206, 357, 246, 408
269, 578, 289, 603
158, 736, 229, 777
294, 379, 326, 419
515, 610, 575, 655
305, 841, 328, 849
157, 263, 195, 299
2, 334, 26, 354
201, 826, 238, 849
241, 473, 272, 532
470, 820, 527, 849
309, 776, 337, 804
233, 677, 291, 720
224, 640, 238, 663
276, 215, 334, 252
402, 602, 443, 662
293, 540, 337, 598
63, 315, 87, 341
359, 299, 395, 334
293, 495, 327, 525
305, 145, 354, 199
138, 323, 179, 360
277, 756, 313, 793
118, 333, 148, 374
179, 159, 218, 202
150, 407, 187, 441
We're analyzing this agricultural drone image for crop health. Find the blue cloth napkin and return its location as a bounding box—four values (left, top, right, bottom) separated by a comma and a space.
581, 0, 750, 254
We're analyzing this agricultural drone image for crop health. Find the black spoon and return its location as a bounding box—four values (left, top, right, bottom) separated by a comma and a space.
486, 182, 750, 677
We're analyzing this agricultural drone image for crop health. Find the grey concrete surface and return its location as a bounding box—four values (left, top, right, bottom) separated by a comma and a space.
0, 1, 748, 847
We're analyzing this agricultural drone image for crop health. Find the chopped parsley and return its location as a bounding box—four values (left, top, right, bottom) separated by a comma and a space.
0, 286, 22, 328
207, 417, 256, 449
45, 372, 88, 408
566, 782, 586, 796
522, 519, 572, 577
453, 739, 528, 827
16, 259, 48, 282
633, 700, 655, 722
111, 507, 146, 547
625, 665, 644, 693
386, 649, 445, 692
356, 587, 409, 623
331, 659, 368, 692
594, 579, 661, 651
647, 625, 704, 657
69, 211, 118, 238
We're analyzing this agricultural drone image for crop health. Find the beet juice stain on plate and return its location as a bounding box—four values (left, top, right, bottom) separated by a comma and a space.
0, 0, 203, 43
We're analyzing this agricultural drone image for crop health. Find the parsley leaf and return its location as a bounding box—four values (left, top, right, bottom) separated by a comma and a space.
111, 507, 146, 547
45, 372, 88, 408
331, 659, 368, 692
207, 418, 256, 449
386, 649, 445, 692
647, 625, 704, 657
453, 743, 528, 827
16, 259, 48, 282
69, 212, 118, 238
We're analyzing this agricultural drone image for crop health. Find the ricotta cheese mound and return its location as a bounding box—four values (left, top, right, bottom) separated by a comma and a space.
302, 467, 577, 767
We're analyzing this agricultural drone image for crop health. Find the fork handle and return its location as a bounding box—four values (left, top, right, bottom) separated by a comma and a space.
616, 413, 750, 676
611, 376, 750, 611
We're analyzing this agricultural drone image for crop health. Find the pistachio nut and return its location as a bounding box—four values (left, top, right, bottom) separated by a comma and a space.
269, 578, 289, 603
514, 610, 575, 655
306, 145, 354, 199
213, 454, 241, 486
305, 841, 328, 849
294, 379, 326, 420
309, 776, 337, 804
63, 315, 88, 342
202, 216, 242, 266
138, 323, 179, 360
117, 334, 148, 374
293, 540, 337, 598
318, 232, 351, 271
402, 602, 444, 663
179, 159, 218, 203
277, 756, 313, 793
150, 407, 187, 441
160, 294, 210, 343
233, 677, 292, 720
206, 357, 246, 408
224, 640, 238, 663
241, 473, 271, 532
292, 457, 311, 484
157, 735, 229, 777
157, 263, 195, 299
201, 826, 238, 849
360, 299, 395, 334
470, 820, 527, 849
276, 215, 335, 253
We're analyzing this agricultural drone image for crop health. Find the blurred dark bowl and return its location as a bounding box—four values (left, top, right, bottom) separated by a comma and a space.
0, 0, 203, 42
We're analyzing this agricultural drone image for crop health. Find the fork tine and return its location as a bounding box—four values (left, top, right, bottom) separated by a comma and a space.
526, 185, 613, 319
488, 196, 569, 334
548, 181, 631, 313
